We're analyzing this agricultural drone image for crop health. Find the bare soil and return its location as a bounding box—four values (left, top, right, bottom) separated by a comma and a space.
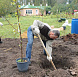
0, 34, 78, 77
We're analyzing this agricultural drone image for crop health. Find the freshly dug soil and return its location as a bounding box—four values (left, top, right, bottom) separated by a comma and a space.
0, 34, 78, 77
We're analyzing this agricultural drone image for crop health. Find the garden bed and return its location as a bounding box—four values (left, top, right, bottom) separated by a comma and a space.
0, 34, 78, 77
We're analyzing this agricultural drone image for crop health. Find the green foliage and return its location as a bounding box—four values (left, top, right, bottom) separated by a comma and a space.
48, 0, 56, 7
0, 0, 16, 16
17, 59, 26, 62
51, 0, 78, 14
0, 0, 78, 16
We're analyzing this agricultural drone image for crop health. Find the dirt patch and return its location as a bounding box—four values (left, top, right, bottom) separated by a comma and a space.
0, 34, 78, 77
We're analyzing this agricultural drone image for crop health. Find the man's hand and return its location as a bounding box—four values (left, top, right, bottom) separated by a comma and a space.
35, 28, 40, 34
47, 56, 52, 61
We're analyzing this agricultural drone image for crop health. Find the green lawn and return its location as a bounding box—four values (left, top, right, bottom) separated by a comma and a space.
0, 15, 72, 38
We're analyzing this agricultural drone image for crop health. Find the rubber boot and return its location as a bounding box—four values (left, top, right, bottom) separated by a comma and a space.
0, 37, 2, 43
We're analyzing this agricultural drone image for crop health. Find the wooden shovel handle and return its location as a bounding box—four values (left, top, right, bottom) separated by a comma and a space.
38, 34, 56, 70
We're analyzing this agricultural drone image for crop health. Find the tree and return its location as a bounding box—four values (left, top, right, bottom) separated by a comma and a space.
0, 0, 16, 17
5, 0, 23, 61
56, 0, 66, 4
48, 0, 56, 7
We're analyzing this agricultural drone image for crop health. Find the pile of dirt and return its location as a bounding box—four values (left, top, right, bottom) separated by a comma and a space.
0, 34, 78, 77
61, 33, 78, 45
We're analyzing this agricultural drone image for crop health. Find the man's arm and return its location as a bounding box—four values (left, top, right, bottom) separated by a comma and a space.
31, 20, 40, 35
31, 20, 45, 35
46, 40, 53, 61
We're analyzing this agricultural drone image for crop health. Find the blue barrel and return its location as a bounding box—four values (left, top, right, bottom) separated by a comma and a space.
71, 19, 78, 34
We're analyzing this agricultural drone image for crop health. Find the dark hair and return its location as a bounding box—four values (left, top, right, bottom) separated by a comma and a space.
53, 30, 60, 37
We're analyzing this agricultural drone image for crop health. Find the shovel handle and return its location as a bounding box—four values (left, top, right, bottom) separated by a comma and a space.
38, 34, 56, 70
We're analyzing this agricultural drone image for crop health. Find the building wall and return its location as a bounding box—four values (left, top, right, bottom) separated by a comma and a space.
20, 8, 46, 16
20, 9, 26, 16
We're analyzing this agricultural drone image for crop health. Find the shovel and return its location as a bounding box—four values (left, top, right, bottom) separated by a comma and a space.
37, 34, 56, 70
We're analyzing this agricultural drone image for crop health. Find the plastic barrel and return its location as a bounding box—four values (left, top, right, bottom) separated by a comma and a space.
71, 19, 78, 34
16, 58, 29, 72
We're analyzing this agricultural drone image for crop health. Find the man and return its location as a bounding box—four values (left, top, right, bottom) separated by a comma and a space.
0, 22, 3, 43
0, 22, 3, 26
26, 20, 60, 63
62, 20, 68, 30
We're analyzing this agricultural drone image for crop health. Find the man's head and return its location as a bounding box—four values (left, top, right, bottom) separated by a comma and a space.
49, 30, 60, 39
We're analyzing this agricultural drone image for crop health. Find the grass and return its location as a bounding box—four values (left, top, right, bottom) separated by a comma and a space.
0, 15, 72, 38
